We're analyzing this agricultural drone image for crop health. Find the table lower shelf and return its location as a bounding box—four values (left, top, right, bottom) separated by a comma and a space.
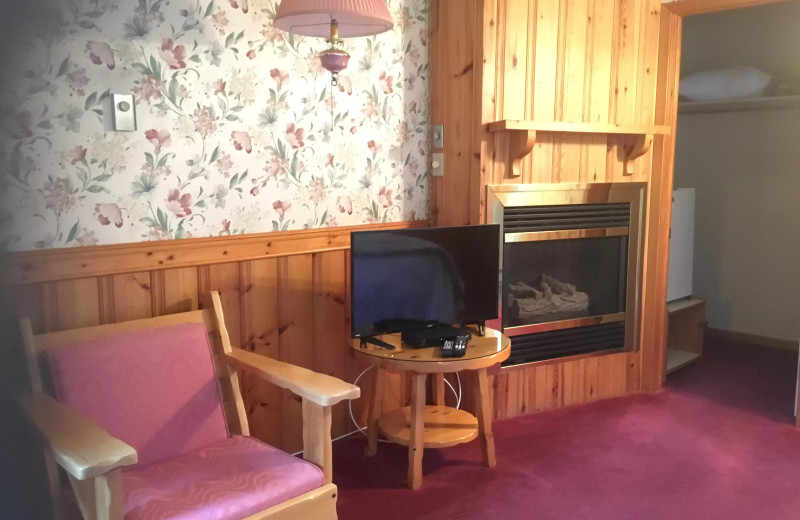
378, 405, 479, 448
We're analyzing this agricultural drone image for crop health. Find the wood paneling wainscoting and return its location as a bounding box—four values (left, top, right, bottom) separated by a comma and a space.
0, 222, 425, 454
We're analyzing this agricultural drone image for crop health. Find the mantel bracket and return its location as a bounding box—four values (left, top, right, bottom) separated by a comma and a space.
508, 130, 537, 178
619, 134, 653, 176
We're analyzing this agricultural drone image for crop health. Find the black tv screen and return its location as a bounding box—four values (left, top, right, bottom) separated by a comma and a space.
350, 224, 500, 338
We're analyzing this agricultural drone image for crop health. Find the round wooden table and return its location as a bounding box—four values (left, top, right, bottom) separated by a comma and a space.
351, 328, 510, 489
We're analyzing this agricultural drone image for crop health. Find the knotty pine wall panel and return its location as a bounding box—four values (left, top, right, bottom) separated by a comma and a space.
447, 0, 665, 187
431, 0, 666, 418
1, 222, 424, 453
240, 258, 283, 448
312, 251, 350, 438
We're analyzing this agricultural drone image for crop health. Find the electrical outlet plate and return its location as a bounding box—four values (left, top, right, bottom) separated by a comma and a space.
431, 153, 444, 177
112, 94, 137, 131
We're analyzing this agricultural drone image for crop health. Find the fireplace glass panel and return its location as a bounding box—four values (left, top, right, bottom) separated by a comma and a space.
503, 236, 627, 328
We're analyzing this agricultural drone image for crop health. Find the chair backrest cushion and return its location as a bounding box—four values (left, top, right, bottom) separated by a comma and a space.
47, 322, 229, 467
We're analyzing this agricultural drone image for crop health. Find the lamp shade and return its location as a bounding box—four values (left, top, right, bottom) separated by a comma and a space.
274, 0, 394, 38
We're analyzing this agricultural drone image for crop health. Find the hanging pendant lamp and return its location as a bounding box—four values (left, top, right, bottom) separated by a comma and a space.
273, 0, 394, 86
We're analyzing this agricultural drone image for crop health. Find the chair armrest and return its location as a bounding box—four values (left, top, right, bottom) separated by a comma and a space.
225, 349, 360, 406
19, 393, 138, 480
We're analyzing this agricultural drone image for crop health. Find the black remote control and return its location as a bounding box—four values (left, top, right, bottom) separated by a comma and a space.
441, 338, 456, 357
453, 334, 469, 357
441, 334, 470, 357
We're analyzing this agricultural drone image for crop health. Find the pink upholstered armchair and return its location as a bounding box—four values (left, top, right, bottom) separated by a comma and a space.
20, 291, 360, 520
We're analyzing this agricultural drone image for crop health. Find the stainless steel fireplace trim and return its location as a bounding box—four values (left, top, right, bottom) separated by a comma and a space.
500, 347, 628, 372
487, 182, 647, 359
504, 227, 629, 243
503, 312, 626, 337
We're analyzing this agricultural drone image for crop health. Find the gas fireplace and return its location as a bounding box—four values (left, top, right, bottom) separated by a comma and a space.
488, 183, 646, 367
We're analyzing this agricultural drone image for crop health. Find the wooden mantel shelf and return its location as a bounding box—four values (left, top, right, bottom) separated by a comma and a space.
486, 120, 671, 177
486, 120, 671, 134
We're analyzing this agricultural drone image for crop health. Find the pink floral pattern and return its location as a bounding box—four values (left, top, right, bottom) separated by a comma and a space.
145, 130, 171, 151
166, 190, 193, 218
0, 0, 428, 251
159, 39, 187, 70
231, 131, 252, 153
284, 124, 304, 149
86, 41, 115, 70
95, 203, 124, 228
229, 0, 249, 14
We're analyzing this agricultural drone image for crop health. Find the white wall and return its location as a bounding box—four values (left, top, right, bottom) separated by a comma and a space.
674, 1, 800, 341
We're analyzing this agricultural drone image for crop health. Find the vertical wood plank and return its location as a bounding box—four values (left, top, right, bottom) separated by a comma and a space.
500, 0, 530, 178
632, 0, 661, 182
156, 267, 199, 315
586, 0, 616, 181
583, 356, 599, 402
531, 0, 561, 182
240, 258, 282, 447
428, 0, 443, 225
471, 0, 496, 224
51, 278, 100, 331
278, 254, 314, 453
435, 0, 477, 225
612, 0, 641, 127
202, 262, 242, 348
560, 0, 590, 182
109, 272, 153, 322
312, 251, 349, 439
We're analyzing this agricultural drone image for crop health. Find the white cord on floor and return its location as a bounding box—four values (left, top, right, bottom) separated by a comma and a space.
444, 376, 458, 406
348, 365, 392, 442
455, 371, 462, 409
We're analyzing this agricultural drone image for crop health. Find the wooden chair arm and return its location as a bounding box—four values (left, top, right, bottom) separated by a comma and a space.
224, 349, 360, 406
19, 393, 138, 480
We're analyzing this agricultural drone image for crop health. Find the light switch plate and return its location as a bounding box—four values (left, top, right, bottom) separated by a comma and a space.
432, 124, 444, 148
112, 94, 136, 131
431, 153, 444, 177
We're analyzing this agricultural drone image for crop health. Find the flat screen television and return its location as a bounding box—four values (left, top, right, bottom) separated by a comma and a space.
350, 224, 500, 339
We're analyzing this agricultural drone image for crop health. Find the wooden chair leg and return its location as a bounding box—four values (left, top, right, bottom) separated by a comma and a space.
476, 368, 496, 467
408, 372, 427, 490
302, 399, 333, 484
365, 367, 385, 456
68, 469, 124, 520
43, 450, 66, 520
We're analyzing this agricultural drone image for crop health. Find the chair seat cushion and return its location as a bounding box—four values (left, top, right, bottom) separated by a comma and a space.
122, 435, 324, 520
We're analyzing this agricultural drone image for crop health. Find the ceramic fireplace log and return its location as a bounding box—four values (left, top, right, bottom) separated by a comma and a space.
511, 292, 590, 320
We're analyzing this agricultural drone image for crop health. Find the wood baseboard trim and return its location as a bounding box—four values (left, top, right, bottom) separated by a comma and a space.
706, 328, 798, 352
0, 220, 428, 287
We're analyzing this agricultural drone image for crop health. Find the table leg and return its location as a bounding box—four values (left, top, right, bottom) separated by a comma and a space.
365, 367, 385, 456
434, 373, 445, 405
408, 372, 427, 489
476, 368, 496, 467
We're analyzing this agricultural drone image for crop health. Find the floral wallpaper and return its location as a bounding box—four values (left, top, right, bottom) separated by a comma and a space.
0, 0, 429, 251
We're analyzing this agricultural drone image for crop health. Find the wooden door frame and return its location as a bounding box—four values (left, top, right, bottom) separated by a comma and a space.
643, 0, 789, 391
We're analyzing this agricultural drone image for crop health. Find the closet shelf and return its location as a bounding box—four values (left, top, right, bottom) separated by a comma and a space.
485, 120, 671, 177
678, 94, 800, 114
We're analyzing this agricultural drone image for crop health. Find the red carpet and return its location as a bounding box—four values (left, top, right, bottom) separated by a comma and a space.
333, 339, 800, 519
